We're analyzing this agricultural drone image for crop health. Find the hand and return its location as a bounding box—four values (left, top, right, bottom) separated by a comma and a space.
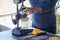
23, 6, 35, 15
23, 6, 42, 15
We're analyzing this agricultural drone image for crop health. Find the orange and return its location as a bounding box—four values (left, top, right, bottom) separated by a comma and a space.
32, 28, 41, 36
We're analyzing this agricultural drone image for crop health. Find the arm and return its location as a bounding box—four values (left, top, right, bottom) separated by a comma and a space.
23, 0, 57, 14
34, 0, 58, 13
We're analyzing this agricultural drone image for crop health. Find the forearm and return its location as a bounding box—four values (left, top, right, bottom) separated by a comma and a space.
33, 6, 55, 13
33, 7, 42, 13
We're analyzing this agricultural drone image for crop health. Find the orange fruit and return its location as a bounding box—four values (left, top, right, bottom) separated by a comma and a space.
32, 28, 41, 36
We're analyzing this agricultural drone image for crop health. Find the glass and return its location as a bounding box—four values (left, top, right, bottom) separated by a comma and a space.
20, 18, 28, 29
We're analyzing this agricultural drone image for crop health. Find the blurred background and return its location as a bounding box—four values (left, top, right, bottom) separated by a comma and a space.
0, 0, 60, 34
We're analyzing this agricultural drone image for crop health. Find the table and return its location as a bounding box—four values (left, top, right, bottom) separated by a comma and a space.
0, 29, 48, 40
0, 29, 60, 40
0, 29, 17, 40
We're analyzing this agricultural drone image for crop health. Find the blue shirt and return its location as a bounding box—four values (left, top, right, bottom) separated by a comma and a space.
29, 0, 57, 28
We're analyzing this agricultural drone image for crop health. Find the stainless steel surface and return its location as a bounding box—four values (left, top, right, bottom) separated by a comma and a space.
0, 25, 9, 32
0, 29, 49, 40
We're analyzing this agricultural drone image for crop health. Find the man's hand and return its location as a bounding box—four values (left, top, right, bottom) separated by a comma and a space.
23, 7, 35, 15
23, 6, 42, 15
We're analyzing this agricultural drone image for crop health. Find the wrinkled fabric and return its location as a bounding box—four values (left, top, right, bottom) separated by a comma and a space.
29, 0, 57, 28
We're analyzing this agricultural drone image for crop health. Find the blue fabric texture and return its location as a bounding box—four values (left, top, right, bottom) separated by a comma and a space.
29, 0, 57, 28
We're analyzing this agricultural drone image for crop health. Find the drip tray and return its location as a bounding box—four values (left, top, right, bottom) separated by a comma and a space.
0, 25, 10, 32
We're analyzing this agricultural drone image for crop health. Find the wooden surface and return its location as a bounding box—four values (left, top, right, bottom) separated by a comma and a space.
56, 14, 60, 34
56, 8, 60, 34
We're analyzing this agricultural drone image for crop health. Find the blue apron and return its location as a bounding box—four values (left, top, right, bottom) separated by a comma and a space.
29, 0, 57, 28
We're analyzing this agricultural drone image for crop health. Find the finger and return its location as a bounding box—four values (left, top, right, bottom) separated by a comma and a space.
24, 11, 28, 14
23, 6, 30, 9
26, 12, 30, 15
23, 10, 30, 15
23, 9, 29, 12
